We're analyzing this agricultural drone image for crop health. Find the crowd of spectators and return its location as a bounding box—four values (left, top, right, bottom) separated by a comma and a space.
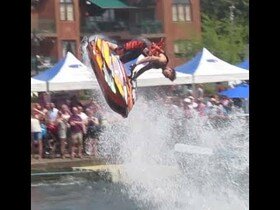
151, 83, 246, 118
31, 96, 108, 160
31, 84, 248, 160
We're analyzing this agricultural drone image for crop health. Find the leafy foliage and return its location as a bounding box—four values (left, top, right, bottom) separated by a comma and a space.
176, 0, 249, 63
174, 39, 203, 60
200, 0, 249, 22
202, 14, 248, 63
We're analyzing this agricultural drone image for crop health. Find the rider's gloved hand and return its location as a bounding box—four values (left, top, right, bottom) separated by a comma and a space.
114, 47, 125, 56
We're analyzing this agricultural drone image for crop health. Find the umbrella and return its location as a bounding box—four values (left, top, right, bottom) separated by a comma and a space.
219, 84, 249, 98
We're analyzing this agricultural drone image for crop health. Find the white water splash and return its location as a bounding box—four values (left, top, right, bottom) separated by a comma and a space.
97, 92, 249, 210
80, 36, 249, 209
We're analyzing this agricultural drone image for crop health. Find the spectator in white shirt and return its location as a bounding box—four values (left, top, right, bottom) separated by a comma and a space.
188, 96, 198, 109
31, 114, 43, 159
46, 102, 59, 123
77, 106, 88, 122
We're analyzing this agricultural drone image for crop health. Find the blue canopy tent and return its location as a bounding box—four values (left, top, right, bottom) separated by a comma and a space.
236, 59, 249, 70
34, 58, 65, 81
228, 59, 249, 87
219, 84, 249, 98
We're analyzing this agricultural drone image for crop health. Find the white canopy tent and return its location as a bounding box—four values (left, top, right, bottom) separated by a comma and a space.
137, 69, 192, 87
125, 55, 192, 87
31, 52, 192, 93
31, 78, 47, 92
32, 52, 98, 92
175, 48, 249, 83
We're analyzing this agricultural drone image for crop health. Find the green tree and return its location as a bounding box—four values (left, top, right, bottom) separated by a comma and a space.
176, 0, 249, 63
174, 39, 203, 60
200, 0, 249, 22
201, 14, 248, 63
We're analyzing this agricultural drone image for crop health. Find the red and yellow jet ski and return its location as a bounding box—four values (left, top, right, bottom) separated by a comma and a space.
81, 35, 134, 118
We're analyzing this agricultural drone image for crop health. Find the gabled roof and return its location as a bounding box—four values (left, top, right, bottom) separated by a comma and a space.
33, 52, 98, 91
175, 48, 249, 83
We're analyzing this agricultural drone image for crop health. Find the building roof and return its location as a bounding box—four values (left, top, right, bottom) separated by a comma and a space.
89, 0, 136, 9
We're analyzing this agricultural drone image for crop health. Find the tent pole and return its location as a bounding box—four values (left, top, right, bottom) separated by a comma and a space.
192, 76, 196, 99
46, 81, 51, 102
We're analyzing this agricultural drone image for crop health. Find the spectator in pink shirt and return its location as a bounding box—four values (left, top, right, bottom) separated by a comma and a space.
196, 98, 206, 116
68, 107, 84, 159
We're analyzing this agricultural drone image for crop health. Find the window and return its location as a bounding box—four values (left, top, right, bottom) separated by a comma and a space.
62, 41, 76, 57
172, 5, 178, 21
178, 4, 185, 21
60, 0, 74, 21
174, 41, 184, 56
185, 4, 191, 21
174, 43, 180, 54
172, 0, 192, 22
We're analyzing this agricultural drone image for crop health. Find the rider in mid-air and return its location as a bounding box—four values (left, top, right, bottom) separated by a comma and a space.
108, 38, 176, 82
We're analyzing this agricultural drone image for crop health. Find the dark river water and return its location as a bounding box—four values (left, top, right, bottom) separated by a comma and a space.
31, 175, 142, 210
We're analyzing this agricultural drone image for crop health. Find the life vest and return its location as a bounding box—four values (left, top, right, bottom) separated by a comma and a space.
123, 39, 146, 51
122, 38, 165, 56
147, 38, 165, 56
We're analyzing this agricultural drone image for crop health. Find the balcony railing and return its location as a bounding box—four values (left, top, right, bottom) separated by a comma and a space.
130, 20, 163, 35
124, 0, 156, 7
81, 18, 163, 36
31, 19, 56, 35
81, 17, 128, 33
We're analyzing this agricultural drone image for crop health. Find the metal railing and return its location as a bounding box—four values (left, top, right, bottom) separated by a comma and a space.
81, 18, 128, 33
124, 0, 156, 7
31, 19, 56, 34
81, 18, 163, 35
130, 20, 163, 34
